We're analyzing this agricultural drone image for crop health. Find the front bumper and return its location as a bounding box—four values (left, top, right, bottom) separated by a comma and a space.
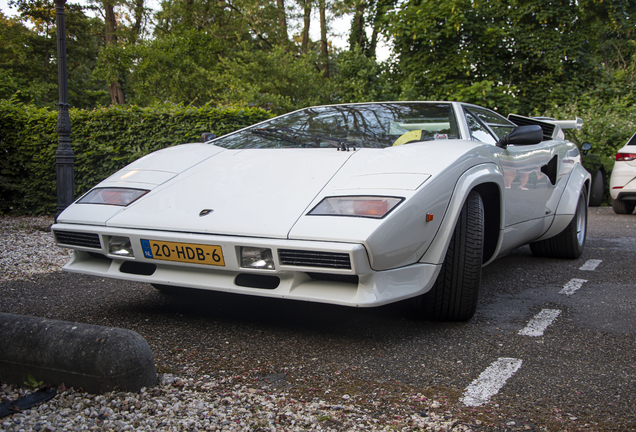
52, 224, 440, 307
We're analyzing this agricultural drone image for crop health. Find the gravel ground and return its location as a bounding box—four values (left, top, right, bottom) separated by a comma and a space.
0, 216, 472, 432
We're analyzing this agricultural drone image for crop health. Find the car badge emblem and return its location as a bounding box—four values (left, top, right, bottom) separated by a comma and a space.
199, 209, 214, 217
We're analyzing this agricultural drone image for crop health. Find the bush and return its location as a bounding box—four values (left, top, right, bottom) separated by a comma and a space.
541, 97, 636, 164
0, 101, 272, 215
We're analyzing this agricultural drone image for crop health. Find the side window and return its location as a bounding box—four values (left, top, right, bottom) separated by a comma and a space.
466, 112, 497, 144
468, 107, 516, 140
627, 132, 636, 146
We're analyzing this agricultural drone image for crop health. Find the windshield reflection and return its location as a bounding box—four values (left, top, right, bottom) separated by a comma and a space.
212, 103, 460, 149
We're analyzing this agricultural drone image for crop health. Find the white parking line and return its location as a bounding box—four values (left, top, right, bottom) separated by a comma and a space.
461, 358, 523, 407
560, 278, 587, 296
579, 259, 602, 271
518, 309, 561, 336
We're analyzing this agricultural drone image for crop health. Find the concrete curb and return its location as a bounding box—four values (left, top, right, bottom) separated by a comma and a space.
0, 313, 157, 394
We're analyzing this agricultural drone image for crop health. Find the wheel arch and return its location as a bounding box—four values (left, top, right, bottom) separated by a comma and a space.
473, 182, 501, 264
534, 164, 591, 242
419, 164, 504, 266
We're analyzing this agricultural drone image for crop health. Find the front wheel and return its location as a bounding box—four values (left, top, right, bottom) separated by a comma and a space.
530, 188, 587, 259
419, 191, 484, 321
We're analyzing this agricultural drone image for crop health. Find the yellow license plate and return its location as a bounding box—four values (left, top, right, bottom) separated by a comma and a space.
140, 239, 225, 266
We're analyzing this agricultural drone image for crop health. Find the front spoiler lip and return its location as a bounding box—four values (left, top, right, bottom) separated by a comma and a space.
52, 223, 442, 307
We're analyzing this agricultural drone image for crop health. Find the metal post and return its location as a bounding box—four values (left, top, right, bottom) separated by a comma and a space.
54, 0, 74, 219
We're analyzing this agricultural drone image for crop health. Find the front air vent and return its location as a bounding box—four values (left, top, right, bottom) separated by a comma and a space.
307, 273, 359, 284
120, 261, 156, 276
54, 230, 101, 249
279, 249, 351, 269
235, 274, 280, 289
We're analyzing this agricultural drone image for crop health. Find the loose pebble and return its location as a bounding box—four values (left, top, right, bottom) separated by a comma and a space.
0, 216, 71, 282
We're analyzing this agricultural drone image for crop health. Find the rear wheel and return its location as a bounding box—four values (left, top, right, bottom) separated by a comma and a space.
530, 188, 587, 259
420, 191, 484, 321
589, 169, 605, 207
612, 199, 636, 215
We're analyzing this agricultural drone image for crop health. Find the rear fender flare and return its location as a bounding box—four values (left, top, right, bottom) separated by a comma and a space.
535, 164, 591, 242
419, 163, 504, 266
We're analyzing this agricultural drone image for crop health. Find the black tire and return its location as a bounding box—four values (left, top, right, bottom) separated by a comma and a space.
530, 188, 587, 259
588, 169, 605, 207
612, 199, 636, 215
420, 191, 484, 321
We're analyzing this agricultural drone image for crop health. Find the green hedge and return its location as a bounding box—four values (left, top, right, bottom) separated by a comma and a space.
0, 101, 272, 215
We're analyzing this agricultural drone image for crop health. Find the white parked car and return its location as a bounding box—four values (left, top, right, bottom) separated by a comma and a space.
610, 132, 636, 214
52, 102, 591, 321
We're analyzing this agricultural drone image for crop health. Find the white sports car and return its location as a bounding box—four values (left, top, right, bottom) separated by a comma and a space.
610, 132, 636, 214
52, 102, 591, 321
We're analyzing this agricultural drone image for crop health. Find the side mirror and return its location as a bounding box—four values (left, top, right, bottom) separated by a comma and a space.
581, 142, 592, 155
201, 132, 216, 142
497, 125, 543, 149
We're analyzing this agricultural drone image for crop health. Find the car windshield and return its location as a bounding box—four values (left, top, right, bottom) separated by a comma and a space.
211, 103, 459, 149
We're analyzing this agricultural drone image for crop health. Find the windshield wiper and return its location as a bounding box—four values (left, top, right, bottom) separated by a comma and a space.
250, 127, 355, 151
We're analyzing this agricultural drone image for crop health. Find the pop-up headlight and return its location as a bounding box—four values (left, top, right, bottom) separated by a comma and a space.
308, 196, 403, 219
108, 236, 134, 257
78, 188, 149, 206
241, 247, 275, 270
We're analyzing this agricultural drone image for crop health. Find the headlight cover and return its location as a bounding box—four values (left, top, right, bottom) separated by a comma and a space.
78, 188, 149, 206
308, 196, 403, 219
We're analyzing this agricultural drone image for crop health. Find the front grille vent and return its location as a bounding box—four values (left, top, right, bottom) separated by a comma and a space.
279, 249, 351, 269
54, 230, 101, 249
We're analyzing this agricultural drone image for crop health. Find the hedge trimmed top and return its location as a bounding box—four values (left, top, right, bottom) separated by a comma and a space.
0, 101, 272, 215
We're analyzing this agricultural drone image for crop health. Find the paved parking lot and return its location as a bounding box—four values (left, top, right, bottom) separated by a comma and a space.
1, 207, 635, 431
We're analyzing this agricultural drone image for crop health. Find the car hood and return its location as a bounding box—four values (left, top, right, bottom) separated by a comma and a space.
62, 141, 484, 240
104, 148, 357, 238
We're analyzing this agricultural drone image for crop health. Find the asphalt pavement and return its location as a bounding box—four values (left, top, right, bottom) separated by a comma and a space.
1, 206, 634, 431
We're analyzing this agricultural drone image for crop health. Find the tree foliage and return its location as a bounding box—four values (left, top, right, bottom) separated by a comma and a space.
386, 0, 635, 114
0, 0, 634, 121
0, 3, 108, 107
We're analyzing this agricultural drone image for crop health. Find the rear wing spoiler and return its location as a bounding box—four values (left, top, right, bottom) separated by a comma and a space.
508, 114, 583, 141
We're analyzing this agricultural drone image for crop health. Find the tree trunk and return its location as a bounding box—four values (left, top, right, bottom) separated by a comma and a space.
131, 0, 145, 39
276, 0, 288, 43
103, 0, 125, 104
349, 0, 366, 50
319, 0, 328, 78
301, 0, 311, 54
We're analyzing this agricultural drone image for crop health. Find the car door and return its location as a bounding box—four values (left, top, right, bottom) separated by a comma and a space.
462, 106, 554, 244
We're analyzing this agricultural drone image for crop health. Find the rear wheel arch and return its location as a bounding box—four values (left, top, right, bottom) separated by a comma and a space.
530, 187, 588, 259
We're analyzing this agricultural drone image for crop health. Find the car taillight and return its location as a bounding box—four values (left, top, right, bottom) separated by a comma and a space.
616, 153, 636, 161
